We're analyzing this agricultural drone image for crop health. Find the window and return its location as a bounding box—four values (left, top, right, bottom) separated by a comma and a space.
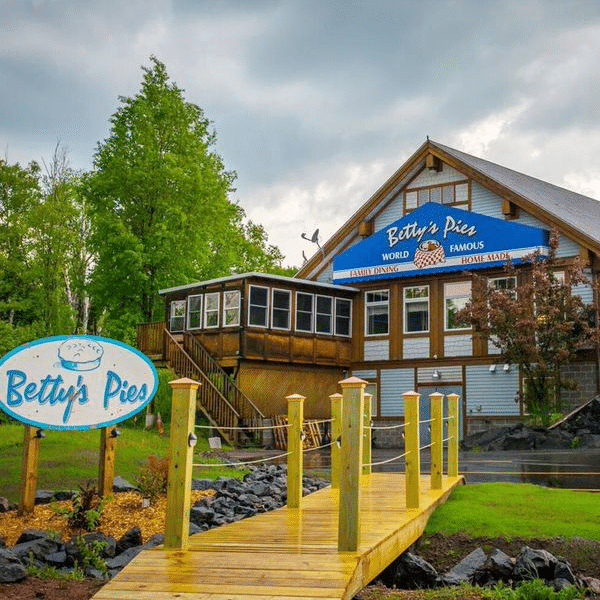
445, 281, 471, 330
170, 300, 186, 332
404, 181, 469, 212
187, 295, 203, 329
296, 292, 314, 332
490, 276, 517, 298
365, 290, 389, 336
271, 289, 291, 330
404, 286, 429, 333
248, 285, 269, 327
335, 298, 352, 336
316, 295, 333, 334
204, 292, 219, 328
223, 290, 241, 327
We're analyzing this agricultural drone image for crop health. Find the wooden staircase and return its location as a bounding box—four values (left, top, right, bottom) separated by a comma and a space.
138, 323, 265, 446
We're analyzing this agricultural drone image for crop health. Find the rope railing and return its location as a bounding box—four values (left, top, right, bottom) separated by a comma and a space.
195, 422, 290, 431
192, 451, 292, 468
303, 440, 335, 453
369, 422, 409, 430
364, 451, 409, 468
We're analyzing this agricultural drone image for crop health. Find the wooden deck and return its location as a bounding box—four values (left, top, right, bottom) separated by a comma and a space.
94, 472, 463, 600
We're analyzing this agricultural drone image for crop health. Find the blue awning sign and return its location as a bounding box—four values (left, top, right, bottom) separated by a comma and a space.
332, 203, 550, 284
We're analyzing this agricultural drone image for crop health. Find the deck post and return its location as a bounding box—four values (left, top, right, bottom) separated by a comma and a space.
338, 376, 366, 552
403, 391, 421, 509
429, 392, 443, 490
286, 394, 305, 508
362, 393, 372, 475
18, 425, 41, 515
165, 377, 200, 550
330, 393, 343, 489
98, 426, 118, 497
447, 393, 459, 478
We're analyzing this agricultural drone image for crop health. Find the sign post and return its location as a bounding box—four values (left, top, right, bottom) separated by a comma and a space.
18, 426, 41, 516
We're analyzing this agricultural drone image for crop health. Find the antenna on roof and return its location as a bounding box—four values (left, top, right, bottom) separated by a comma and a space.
301, 228, 325, 259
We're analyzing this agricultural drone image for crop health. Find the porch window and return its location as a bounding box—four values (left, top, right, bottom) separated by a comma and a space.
296, 292, 314, 332
445, 281, 471, 330
271, 289, 291, 330
404, 286, 429, 333
335, 298, 352, 336
187, 294, 203, 329
223, 290, 241, 327
249, 285, 269, 327
204, 292, 220, 328
170, 300, 186, 332
365, 290, 389, 336
316, 295, 333, 334
490, 276, 517, 297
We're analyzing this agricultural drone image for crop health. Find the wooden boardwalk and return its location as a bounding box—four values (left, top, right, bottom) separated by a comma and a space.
94, 472, 463, 600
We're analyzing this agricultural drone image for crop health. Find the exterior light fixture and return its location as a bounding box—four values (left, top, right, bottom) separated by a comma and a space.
489, 364, 496, 372
188, 432, 198, 447
432, 369, 441, 380
503, 364, 511, 372
35, 429, 46, 439
110, 428, 121, 438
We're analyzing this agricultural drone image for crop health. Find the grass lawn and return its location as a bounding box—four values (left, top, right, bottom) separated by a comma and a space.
0, 423, 243, 503
425, 481, 600, 539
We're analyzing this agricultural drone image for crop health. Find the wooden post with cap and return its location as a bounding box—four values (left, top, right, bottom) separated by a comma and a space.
403, 391, 421, 509
338, 376, 366, 552
165, 377, 199, 550
98, 426, 118, 497
447, 393, 460, 478
286, 393, 304, 508
330, 393, 343, 489
429, 392, 443, 490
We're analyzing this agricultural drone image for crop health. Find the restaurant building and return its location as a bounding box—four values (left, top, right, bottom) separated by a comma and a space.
138, 139, 600, 446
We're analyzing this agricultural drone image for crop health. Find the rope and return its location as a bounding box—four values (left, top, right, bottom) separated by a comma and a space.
419, 442, 433, 451
442, 416, 454, 421
464, 470, 600, 476
303, 441, 335, 453
419, 418, 435, 424
442, 436, 454, 443
364, 451, 409, 467
192, 451, 291, 467
369, 422, 408, 430
304, 419, 333, 425
195, 423, 290, 431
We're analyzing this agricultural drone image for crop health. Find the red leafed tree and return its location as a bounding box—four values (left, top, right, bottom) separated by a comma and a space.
459, 232, 599, 424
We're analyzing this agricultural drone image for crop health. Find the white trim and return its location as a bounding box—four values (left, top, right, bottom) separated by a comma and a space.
271, 288, 291, 331
187, 294, 203, 330
403, 285, 430, 334
204, 292, 220, 329
315, 294, 333, 334
248, 284, 270, 328
335, 297, 352, 337
169, 300, 186, 332
444, 281, 471, 332
222, 290, 241, 328
365, 289, 389, 337
295, 291, 314, 333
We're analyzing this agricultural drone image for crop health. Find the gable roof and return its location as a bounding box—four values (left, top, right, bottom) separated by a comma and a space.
297, 139, 600, 280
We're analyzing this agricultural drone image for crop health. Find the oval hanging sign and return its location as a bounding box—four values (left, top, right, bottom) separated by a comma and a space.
0, 335, 159, 430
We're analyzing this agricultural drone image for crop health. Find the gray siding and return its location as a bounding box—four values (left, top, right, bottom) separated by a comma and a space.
407, 164, 466, 188
466, 364, 520, 415
364, 340, 389, 361
471, 182, 503, 218
444, 334, 473, 357
352, 369, 377, 379
316, 262, 334, 284
380, 368, 415, 416
403, 337, 430, 359
515, 210, 580, 258
374, 192, 404, 231
572, 268, 594, 303
417, 365, 462, 382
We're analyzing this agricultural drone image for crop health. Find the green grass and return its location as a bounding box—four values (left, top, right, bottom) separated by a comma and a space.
0, 423, 245, 503
425, 482, 600, 539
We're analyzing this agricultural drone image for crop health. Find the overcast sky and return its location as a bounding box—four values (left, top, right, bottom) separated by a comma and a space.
3, 0, 600, 267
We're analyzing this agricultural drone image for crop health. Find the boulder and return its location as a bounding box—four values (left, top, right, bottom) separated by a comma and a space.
0, 497, 10, 513
0, 548, 27, 583
112, 476, 137, 493
514, 546, 557, 581
392, 552, 438, 589
115, 526, 143, 555
442, 547, 487, 585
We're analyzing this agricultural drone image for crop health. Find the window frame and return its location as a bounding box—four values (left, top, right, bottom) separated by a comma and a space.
222, 290, 241, 328
187, 294, 203, 330
444, 281, 472, 331
271, 288, 291, 331
295, 291, 314, 333
169, 300, 186, 332
315, 294, 334, 335
248, 284, 270, 328
403, 285, 430, 334
404, 180, 470, 214
365, 289, 389, 337
204, 292, 220, 329
335, 298, 352, 337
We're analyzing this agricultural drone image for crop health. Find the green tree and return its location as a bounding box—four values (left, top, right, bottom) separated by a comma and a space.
459, 232, 599, 424
85, 57, 284, 342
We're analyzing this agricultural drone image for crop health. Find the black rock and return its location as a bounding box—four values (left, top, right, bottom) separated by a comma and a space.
443, 548, 487, 584
115, 526, 143, 555
112, 476, 136, 493
554, 559, 576, 584
0, 548, 27, 583
15, 528, 56, 545
11, 537, 62, 562
44, 550, 68, 567
515, 546, 557, 581
392, 552, 439, 589
105, 546, 142, 571
0, 497, 10, 513
190, 505, 216, 525
143, 533, 164, 548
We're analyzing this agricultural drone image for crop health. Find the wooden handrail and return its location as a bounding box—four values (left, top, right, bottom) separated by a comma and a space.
137, 321, 166, 355
164, 330, 241, 445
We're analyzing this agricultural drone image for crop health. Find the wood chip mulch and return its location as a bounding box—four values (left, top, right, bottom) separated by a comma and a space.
0, 489, 215, 546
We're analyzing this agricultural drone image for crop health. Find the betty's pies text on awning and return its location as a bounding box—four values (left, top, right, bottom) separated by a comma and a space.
332, 202, 550, 284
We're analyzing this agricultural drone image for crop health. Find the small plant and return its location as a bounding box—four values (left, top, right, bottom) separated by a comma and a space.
570, 435, 581, 449
483, 578, 582, 600
136, 466, 165, 505
26, 552, 85, 581
52, 481, 108, 531
76, 535, 108, 576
